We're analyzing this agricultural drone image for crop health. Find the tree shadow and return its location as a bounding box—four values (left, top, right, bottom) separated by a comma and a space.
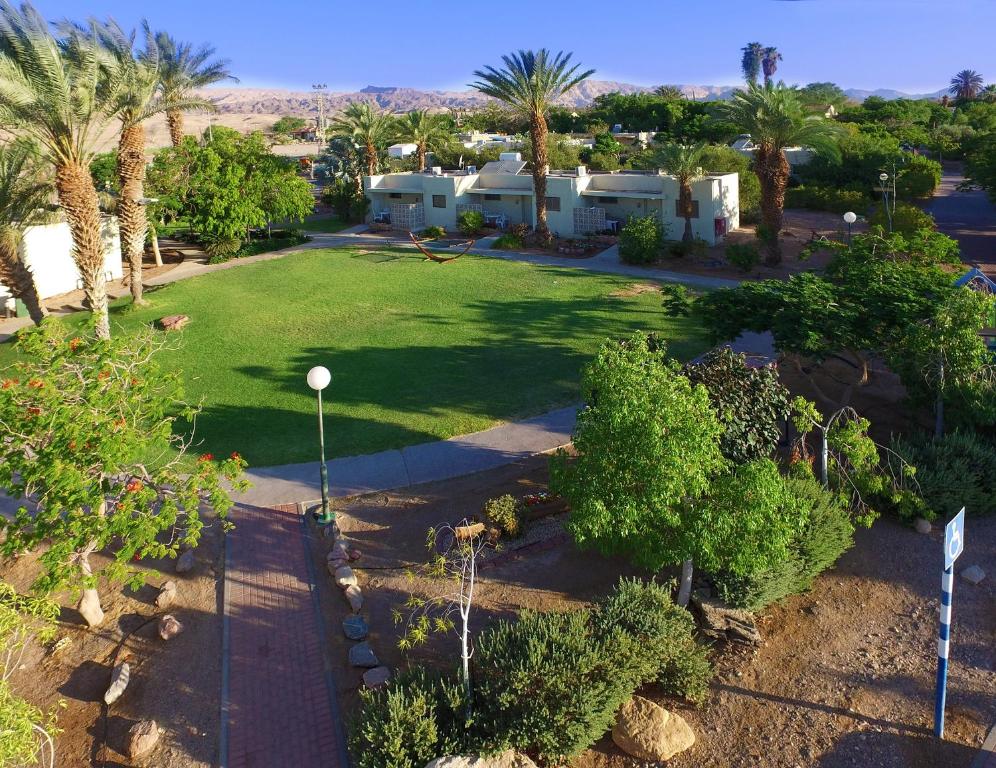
815, 729, 977, 768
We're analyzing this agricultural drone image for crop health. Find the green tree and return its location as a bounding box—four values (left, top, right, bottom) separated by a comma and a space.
950, 69, 985, 101
740, 42, 763, 86
0, 323, 248, 626
698, 144, 760, 222
520, 131, 582, 173
330, 102, 397, 179
655, 142, 706, 242
472, 49, 594, 244
272, 115, 307, 135
797, 82, 848, 109
761, 47, 783, 85
397, 110, 450, 172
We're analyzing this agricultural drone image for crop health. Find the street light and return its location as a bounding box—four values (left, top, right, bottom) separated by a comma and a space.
306, 365, 334, 525
843, 211, 856, 245
878, 173, 893, 233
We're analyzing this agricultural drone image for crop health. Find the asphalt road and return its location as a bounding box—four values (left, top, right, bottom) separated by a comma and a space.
927, 163, 996, 265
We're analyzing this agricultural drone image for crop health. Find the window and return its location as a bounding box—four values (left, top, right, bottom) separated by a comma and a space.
389, 192, 402, 199
545, 196, 561, 212
484, 193, 501, 201
432, 194, 447, 208
675, 199, 700, 218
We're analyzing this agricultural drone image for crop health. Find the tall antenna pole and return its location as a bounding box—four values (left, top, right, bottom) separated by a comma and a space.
312, 83, 328, 146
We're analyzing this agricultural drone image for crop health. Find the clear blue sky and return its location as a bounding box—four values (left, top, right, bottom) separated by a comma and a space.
32, 0, 996, 93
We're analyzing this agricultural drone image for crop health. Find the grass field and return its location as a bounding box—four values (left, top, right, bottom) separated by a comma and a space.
1, 248, 709, 466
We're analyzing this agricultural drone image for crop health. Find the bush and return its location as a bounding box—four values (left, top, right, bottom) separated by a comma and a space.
890, 431, 996, 519
473, 609, 646, 765
349, 667, 470, 768
868, 201, 936, 237
896, 155, 942, 198
203, 235, 242, 264
725, 242, 760, 272
595, 579, 712, 703
483, 494, 522, 538
714, 476, 855, 611
666, 238, 707, 258
492, 233, 523, 250
618, 214, 662, 264
420, 225, 446, 239
457, 210, 484, 236
785, 185, 870, 215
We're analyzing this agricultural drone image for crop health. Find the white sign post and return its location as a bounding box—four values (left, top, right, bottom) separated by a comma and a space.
935, 507, 965, 738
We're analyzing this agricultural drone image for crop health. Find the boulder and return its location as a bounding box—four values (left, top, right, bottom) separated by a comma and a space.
327, 559, 347, 577
158, 614, 184, 641
79, 589, 104, 628
348, 641, 379, 668
692, 596, 760, 645
128, 719, 161, 759
611, 696, 695, 762
348, 547, 362, 562
104, 661, 130, 705
961, 565, 986, 585
328, 542, 349, 563
335, 566, 358, 589
363, 666, 391, 689
342, 615, 369, 641
158, 314, 190, 331
424, 752, 537, 768
155, 581, 177, 611
344, 584, 363, 613
175, 549, 195, 574
914, 518, 932, 535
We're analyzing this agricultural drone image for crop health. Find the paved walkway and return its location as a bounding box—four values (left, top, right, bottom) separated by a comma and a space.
974, 722, 996, 768
927, 163, 996, 265
221, 502, 347, 768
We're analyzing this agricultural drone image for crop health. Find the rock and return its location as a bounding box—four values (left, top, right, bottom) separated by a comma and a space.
424, 752, 537, 768
692, 596, 761, 645
175, 549, 195, 574
128, 719, 160, 759
349, 641, 380, 668
914, 517, 932, 534
78, 589, 104, 627
155, 581, 177, 611
335, 566, 357, 589
158, 314, 190, 331
363, 666, 391, 689
611, 696, 695, 762
327, 559, 347, 577
961, 565, 986, 585
158, 614, 184, 641
344, 584, 363, 613
342, 615, 369, 641
328, 542, 349, 563
104, 661, 130, 705
348, 547, 361, 562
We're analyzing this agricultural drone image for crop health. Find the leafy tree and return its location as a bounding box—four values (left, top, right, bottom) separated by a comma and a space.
698, 144, 760, 222
398, 110, 450, 171
89, 151, 118, 192
0, 323, 248, 626
740, 42, 763, 86
550, 333, 726, 605
330, 101, 397, 177
618, 214, 663, 264
966, 135, 996, 201
655, 142, 706, 242
761, 47, 782, 85
272, 115, 307, 135
654, 84, 684, 100
797, 82, 848, 109
950, 69, 985, 101
519, 131, 581, 172
472, 49, 594, 244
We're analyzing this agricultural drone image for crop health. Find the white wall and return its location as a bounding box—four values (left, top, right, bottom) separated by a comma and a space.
0, 218, 123, 302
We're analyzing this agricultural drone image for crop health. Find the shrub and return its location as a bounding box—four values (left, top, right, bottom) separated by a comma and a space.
714, 476, 855, 611
785, 184, 870, 215
483, 494, 522, 538
896, 155, 942, 198
666, 238, 707, 258
618, 214, 662, 264
457, 210, 484, 236
508, 222, 530, 239
724, 242, 760, 272
203, 235, 242, 263
420, 225, 446, 240
595, 579, 712, 703
349, 667, 470, 768
473, 609, 646, 765
492, 233, 523, 250
869, 201, 936, 237
890, 431, 996, 519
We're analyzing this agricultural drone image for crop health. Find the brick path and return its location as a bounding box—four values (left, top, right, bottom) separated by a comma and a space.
221, 503, 348, 768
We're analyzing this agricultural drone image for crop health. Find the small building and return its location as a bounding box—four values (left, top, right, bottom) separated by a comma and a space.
388, 143, 418, 159
731, 134, 813, 167
364, 161, 739, 245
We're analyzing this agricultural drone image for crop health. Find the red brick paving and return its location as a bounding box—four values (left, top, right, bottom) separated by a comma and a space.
222, 503, 346, 768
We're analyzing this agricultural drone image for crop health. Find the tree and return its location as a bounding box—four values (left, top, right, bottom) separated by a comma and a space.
654, 84, 683, 100
798, 82, 848, 109
330, 102, 396, 179
550, 333, 726, 606
472, 49, 594, 244
980, 84, 996, 104
272, 115, 306, 135
740, 42, 763, 86
0, 2, 122, 338
949, 69, 985, 101
520, 131, 582, 173
152, 29, 236, 147
0, 141, 52, 324
0, 323, 248, 626
655, 142, 706, 242
762, 47, 782, 85
398, 110, 449, 172
718, 84, 842, 263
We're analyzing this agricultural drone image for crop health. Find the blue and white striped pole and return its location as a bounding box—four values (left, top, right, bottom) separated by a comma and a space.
934, 565, 954, 738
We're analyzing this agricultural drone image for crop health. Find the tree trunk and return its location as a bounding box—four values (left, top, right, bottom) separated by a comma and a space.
117, 122, 149, 306
149, 223, 163, 267
677, 558, 694, 607
55, 162, 110, 339
819, 427, 829, 487
366, 142, 377, 177
679, 179, 694, 242
167, 110, 184, 148
0, 232, 47, 324
754, 144, 790, 265
417, 144, 427, 172
530, 112, 551, 245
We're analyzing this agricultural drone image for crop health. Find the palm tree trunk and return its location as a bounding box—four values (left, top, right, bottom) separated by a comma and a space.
366, 142, 377, 177
0, 233, 47, 324
417, 143, 427, 172
530, 112, 551, 245
755, 144, 790, 265
167, 110, 184, 147
679, 180, 694, 243
55, 162, 110, 339
117, 122, 149, 306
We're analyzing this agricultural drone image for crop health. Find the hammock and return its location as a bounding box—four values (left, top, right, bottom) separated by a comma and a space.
408, 231, 474, 263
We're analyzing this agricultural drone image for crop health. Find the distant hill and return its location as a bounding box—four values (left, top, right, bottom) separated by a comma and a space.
843, 87, 948, 101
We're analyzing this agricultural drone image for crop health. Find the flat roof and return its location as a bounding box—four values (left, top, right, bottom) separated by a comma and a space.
367, 186, 425, 194
465, 187, 534, 196
581, 189, 664, 199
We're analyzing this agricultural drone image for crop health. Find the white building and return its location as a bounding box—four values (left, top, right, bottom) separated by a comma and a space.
388, 143, 418, 159
731, 134, 814, 167
364, 161, 739, 245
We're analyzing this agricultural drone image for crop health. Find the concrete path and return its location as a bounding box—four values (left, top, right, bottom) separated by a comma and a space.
927, 163, 996, 264
974, 722, 996, 768
221, 501, 347, 768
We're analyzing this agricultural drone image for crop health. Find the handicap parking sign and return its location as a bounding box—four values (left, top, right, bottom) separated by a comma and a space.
944, 507, 965, 571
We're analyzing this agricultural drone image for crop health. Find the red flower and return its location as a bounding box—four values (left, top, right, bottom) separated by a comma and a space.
1, 379, 15, 389
230, 451, 241, 460
198, 453, 215, 462
27, 379, 44, 389
68, 337, 82, 352
97, 371, 109, 380
126, 479, 143, 494
26, 406, 41, 416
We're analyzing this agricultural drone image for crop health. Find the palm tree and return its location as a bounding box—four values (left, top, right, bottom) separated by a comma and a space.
0, 2, 121, 338
980, 84, 996, 104
152, 30, 235, 147
949, 70, 985, 100
472, 49, 594, 244
656, 142, 706, 243
654, 84, 684, 100
0, 140, 52, 323
762, 47, 782, 85
398, 110, 449, 171
718, 84, 842, 264
330, 102, 396, 180
741, 42, 763, 86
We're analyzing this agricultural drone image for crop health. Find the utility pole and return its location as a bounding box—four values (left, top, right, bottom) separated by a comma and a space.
313, 83, 328, 147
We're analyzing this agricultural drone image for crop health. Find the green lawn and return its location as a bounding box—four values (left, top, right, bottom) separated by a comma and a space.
2, 249, 708, 466
296, 216, 351, 233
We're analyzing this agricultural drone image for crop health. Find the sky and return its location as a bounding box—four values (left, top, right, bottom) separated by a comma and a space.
31, 0, 996, 94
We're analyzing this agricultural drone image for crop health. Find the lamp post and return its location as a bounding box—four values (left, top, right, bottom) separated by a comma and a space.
313, 83, 328, 147
843, 211, 856, 246
306, 365, 334, 525
879, 173, 893, 233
